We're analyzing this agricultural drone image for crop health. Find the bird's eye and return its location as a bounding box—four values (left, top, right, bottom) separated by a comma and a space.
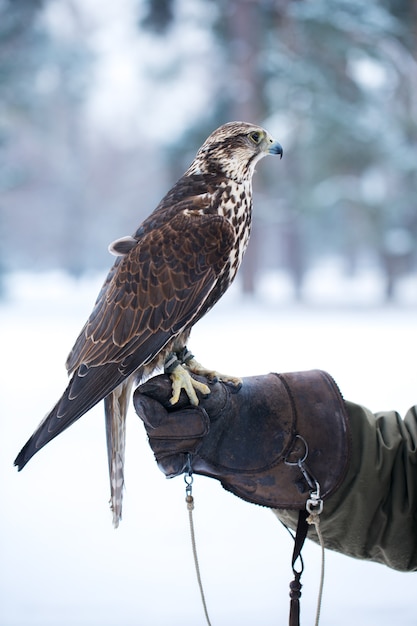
249, 131, 262, 144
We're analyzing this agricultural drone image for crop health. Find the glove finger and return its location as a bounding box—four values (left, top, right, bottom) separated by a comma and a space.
133, 393, 169, 429
156, 453, 189, 478
136, 373, 233, 419
135, 374, 176, 406
134, 388, 211, 439
136, 374, 202, 410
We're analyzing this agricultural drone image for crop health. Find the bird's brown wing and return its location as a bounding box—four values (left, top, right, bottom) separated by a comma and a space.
67, 209, 234, 373
15, 209, 234, 470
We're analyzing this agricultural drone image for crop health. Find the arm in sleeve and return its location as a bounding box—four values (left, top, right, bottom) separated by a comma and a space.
275, 402, 417, 571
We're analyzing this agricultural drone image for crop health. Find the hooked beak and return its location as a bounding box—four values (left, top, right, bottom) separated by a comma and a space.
268, 140, 283, 159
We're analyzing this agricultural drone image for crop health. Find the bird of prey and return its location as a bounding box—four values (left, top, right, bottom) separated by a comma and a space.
14, 121, 283, 527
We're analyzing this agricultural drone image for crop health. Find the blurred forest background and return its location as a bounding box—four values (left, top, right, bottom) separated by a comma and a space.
1, 0, 416, 301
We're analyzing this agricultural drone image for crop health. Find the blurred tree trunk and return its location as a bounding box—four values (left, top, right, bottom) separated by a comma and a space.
226, 0, 263, 295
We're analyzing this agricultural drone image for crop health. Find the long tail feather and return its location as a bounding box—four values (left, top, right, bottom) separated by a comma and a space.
104, 377, 136, 528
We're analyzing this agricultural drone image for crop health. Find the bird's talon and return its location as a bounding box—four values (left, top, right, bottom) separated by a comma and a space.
184, 357, 241, 388
169, 363, 210, 406
225, 380, 243, 393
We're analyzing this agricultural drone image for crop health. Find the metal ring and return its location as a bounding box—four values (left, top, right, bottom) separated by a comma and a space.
306, 497, 324, 515
284, 434, 309, 466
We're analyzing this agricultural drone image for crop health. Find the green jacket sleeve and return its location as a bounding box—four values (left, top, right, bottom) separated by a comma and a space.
275, 401, 417, 572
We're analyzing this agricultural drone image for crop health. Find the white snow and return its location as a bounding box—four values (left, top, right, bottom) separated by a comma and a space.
1, 269, 417, 626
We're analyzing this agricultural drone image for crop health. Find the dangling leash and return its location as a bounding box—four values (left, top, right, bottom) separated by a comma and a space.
184, 455, 213, 626
183, 444, 326, 626
286, 436, 325, 626
289, 509, 308, 626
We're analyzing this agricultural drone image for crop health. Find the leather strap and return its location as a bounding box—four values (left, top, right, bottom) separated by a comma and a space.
289, 510, 309, 626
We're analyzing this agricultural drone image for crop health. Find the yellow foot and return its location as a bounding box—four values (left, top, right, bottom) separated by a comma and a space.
185, 357, 242, 387
169, 363, 210, 406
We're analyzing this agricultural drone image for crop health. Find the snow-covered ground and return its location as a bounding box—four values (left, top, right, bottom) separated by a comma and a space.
1, 269, 416, 626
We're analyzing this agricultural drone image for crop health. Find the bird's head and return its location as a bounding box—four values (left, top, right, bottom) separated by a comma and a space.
190, 121, 283, 182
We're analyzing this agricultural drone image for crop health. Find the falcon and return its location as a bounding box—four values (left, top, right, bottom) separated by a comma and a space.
14, 121, 283, 526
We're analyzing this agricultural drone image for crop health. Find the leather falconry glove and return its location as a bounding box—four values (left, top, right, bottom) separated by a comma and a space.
133, 370, 351, 510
